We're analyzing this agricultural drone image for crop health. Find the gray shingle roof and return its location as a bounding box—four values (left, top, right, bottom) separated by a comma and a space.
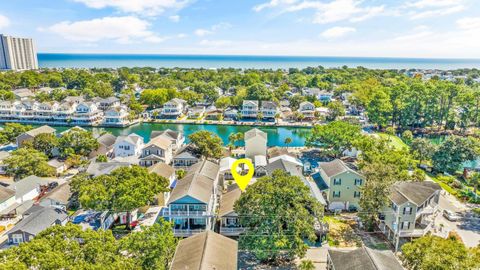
0, 186, 15, 203
390, 181, 441, 206
97, 133, 117, 147
171, 231, 238, 270
10, 176, 56, 200
319, 159, 352, 178
86, 162, 131, 177
328, 246, 404, 270
244, 128, 267, 141
9, 206, 68, 236
219, 187, 242, 217
24, 125, 56, 137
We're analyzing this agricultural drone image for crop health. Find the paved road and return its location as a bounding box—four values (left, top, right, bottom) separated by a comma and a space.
435, 191, 480, 247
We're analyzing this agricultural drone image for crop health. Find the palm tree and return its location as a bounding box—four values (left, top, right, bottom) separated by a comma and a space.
284, 137, 292, 148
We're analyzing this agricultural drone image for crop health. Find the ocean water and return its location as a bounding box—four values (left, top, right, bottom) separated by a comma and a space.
37, 53, 480, 70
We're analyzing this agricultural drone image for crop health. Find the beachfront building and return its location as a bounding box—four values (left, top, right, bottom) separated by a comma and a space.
314, 159, 364, 211
241, 100, 259, 119
139, 135, 173, 166
379, 181, 441, 248
261, 101, 278, 120
162, 98, 187, 118
71, 102, 103, 125
96, 97, 120, 110
113, 133, 144, 158
298, 101, 316, 119
0, 34, 38, 71
161, 160, 219, 237
103, 106, 130, 126
244, 128, 267, 160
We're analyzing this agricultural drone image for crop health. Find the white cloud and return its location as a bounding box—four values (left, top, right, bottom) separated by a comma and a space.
254, 0, 385, 24
456, 17, 480, 30
321, 26, 356, 39
73, 0, 190, 16
47, 16, 165, 44
199, 39, 232, 47
195, 22, 232, 37
0, 15, 10, 29
169, 15, 180, 22
405, 0, 465, 20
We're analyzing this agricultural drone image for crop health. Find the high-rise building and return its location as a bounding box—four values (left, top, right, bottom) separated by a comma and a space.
0, 34, 38, 71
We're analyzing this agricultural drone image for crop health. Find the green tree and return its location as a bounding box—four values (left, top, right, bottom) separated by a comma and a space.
228, 132, 244, 148
432, 136, 479, 174
306, 121, 362, 158
410, 138, 436, 164
0, 123, 33, 144
402, 130, 413, 144
77, 166, 169, 228
119, 221, 177, 270
246, 84, 273, 101
96, 154, 108, 162
58, 127, 99, 157
215, 96, 232, 110
401, 235, 480, 270
188, 131, 224, 159
359, 162, 399, 231
235, 170, 323, 263
0, 224, 135, 269
326, 100, 345, 121
299, 260, 315, 270
4, 148, 55, 179
31, 133, 59, 158
284, 137, 292, 148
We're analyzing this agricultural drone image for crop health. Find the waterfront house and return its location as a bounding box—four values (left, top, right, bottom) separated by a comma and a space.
162, 160, 219, 237
170, 231, 238, 270
327, 246, 404, 270
204, 107, 223, 120
298, 101, 316, 119
244, 128, 267, 160
39, 183, 71, 210
16, 125, 56, 147
72, 102, 103, 125
8, 206, 68, 244
241, 100, 259, 119
379, 181, 441, 248
187, 106, 206, 119
103, 105, 130, 126
173, 145, 202, 168
96, 97, 120, 110
261, 101, 278, 120
162, 98, 187, 118
64, 96, 84, 105
315, 159, 364, 211
151, 129, 185, 151
139, 135, 173, 166
223, 108, 238, 120
218, 187, 244, 237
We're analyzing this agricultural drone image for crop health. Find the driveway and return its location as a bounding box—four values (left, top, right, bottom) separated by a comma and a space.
434, 192, 480, 247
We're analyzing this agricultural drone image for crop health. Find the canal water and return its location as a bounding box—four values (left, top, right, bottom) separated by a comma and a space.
51, 123, 312, 147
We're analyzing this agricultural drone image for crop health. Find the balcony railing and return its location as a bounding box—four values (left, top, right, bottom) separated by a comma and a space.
219, 226, 246, 235
173, 228, 206, 237
162, 208, 213, 217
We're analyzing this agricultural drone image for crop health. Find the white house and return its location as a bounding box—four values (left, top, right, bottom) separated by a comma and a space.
162, 98, 187, 118
0, 186, 16, 214
10, 175, 56, 204
151, 129, 185, 151
241, 100, 259, 119
139, 135, 173, 166
261, 101, 278, 120
298, 101, 315, 119
244, 128, 267, 160
104, 106, 130, 126
114, 133, 144, 157
72, 102, 103, 125
97, 97, 120, 110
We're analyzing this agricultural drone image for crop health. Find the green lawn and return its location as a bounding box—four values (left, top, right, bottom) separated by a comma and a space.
376, 133, 409, 150
428, 173, 457, 196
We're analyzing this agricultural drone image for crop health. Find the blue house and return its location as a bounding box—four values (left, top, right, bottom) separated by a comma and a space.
161, 160, 220, 237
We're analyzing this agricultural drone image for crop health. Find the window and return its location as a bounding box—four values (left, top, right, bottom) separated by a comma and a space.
354, 179, 363, 186
333, 179, 342, 185
401, 221, 410, 230
354, 191, 361, 198
11, 234, 23, 244
392, 203, 398, 211
145, 150, 150, 156
333, 191, 341, 198
403, 207, 413, 215
124, 146, 130, 150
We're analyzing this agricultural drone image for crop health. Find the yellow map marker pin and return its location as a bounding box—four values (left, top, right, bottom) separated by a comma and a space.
231, 158, 255, 191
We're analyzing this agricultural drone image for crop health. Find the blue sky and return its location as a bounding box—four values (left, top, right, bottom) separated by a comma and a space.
0, 0, 479, 58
